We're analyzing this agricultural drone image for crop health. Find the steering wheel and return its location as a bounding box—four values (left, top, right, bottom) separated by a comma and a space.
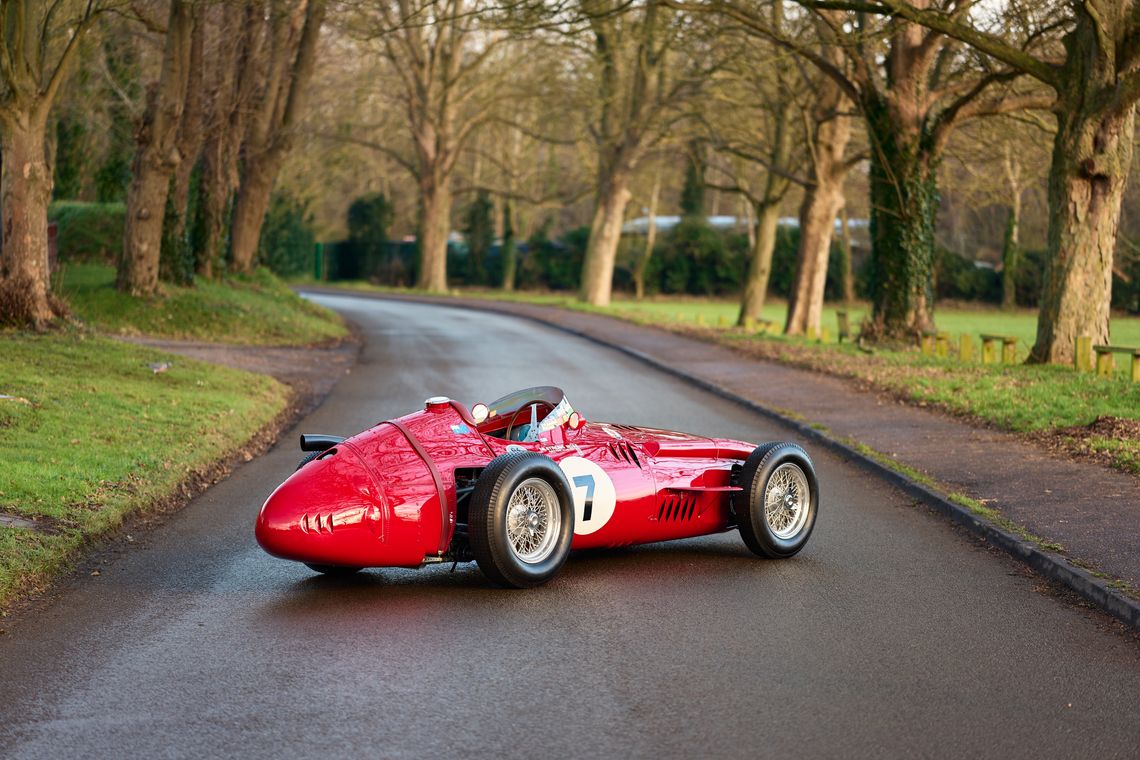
504, 401, 556, 442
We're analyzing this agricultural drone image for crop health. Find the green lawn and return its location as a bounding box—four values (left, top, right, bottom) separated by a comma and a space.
598, 297, 1140, 354
0, 331, 290, 611
59, 263, 347, 346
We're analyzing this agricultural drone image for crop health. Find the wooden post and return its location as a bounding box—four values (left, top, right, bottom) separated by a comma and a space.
1002, 338, 1017, 365
807, 326, 818, 341
836, 310, 850, 343
920, 334, 934, 356
959, 334, 974, 362
982, 338, 996, 364
717, 314, 729, 328
1074, 336, 1093, 372
1131, 352, 1140, 383
1096, 350, 1114, 377
936, 333, 949, 358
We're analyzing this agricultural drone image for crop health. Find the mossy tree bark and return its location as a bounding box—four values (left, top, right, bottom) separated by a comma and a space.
863, 94, 939, 338
845, 1, 1140, 363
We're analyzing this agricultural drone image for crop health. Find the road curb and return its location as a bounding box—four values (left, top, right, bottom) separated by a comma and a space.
302, 288, 1140, 630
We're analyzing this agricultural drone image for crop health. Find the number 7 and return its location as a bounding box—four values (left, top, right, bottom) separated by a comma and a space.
572, 474, 596, 521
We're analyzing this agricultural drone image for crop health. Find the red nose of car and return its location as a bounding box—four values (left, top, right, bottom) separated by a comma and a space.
255, 445, 386, 568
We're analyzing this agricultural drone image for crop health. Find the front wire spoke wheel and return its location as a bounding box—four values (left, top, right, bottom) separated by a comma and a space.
763, 462, 810, 540
505, 478, 561, 564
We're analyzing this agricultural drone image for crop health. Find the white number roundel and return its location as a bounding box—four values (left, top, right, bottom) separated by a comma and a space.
558, 456, 617, 535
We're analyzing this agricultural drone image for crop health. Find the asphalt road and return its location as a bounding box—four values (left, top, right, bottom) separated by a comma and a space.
2, 294, 1138, 759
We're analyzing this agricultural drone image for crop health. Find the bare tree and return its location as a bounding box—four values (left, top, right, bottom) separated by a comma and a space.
342, 0, 513, 291
229, 0, 327, 274
0, 0, 105, 326
576, 0, 707, 306
194, 2, 265, 278
118, 0, 195, 296
784, 74, 856, 336
838, 1, 1137, 361
681, 0, 1052, 341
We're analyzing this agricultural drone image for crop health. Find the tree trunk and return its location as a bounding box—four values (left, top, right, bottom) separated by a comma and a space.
228, 0, 326, 274
228, 157, 276, 274
580, 172, 632, 306
1030, 103, 1134, 363
118, 0, 194, 296
839, 207, 855, 304
417, 175, 452, 291
786, 180, 845, 335
163, 10, 206, 282
1001, 204, 1020, 311
737, 200, 781, 325
1000, 145, 1021, 310
785, 89, 852, 336
865, 101, 937, 339
0, 115, 58, 327
501, 199, 517, 291
633, 171, 661, 300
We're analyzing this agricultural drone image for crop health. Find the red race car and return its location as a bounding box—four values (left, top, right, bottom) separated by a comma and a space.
256, 386, 819, 588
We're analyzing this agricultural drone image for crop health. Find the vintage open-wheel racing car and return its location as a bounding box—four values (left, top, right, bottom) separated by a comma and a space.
256, 386, 819, 588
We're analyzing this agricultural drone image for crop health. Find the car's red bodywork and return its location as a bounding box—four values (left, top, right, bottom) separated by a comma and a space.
256, 395, 758, 570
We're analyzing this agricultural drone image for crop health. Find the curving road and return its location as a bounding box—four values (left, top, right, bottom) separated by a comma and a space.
1, 293, 1138, 759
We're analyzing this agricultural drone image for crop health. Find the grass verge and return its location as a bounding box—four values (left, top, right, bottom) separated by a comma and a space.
0, 330, 291, 614
59, 263, 347, 346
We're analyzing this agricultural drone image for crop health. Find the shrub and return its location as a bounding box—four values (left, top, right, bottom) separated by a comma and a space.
933, 247, 1001, 303
258, 192, 316, 278
48, 201, 126, 263
345, 192, 395, 281
650, 218, 745, 296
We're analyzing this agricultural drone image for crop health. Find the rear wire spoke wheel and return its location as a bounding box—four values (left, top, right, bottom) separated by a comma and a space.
764, 463, 811, 539
469, 452, 574, 588
737, 442, 819, 558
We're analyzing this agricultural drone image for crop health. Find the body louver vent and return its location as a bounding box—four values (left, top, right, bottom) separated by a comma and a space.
300, 512, 335, 535
658, 494, 699, 522
607, 442, 642, 468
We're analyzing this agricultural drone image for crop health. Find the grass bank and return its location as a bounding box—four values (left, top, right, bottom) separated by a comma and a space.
309, 281, 1140, 473
0, 331, 291, 613
59, 263, 346, 346
0, 266, 350, 614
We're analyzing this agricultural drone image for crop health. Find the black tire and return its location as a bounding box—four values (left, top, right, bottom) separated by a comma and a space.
737, 442, 819, 558
296, 451, 322, 471
304, 563, 362, 576
469, 451, 575, 588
